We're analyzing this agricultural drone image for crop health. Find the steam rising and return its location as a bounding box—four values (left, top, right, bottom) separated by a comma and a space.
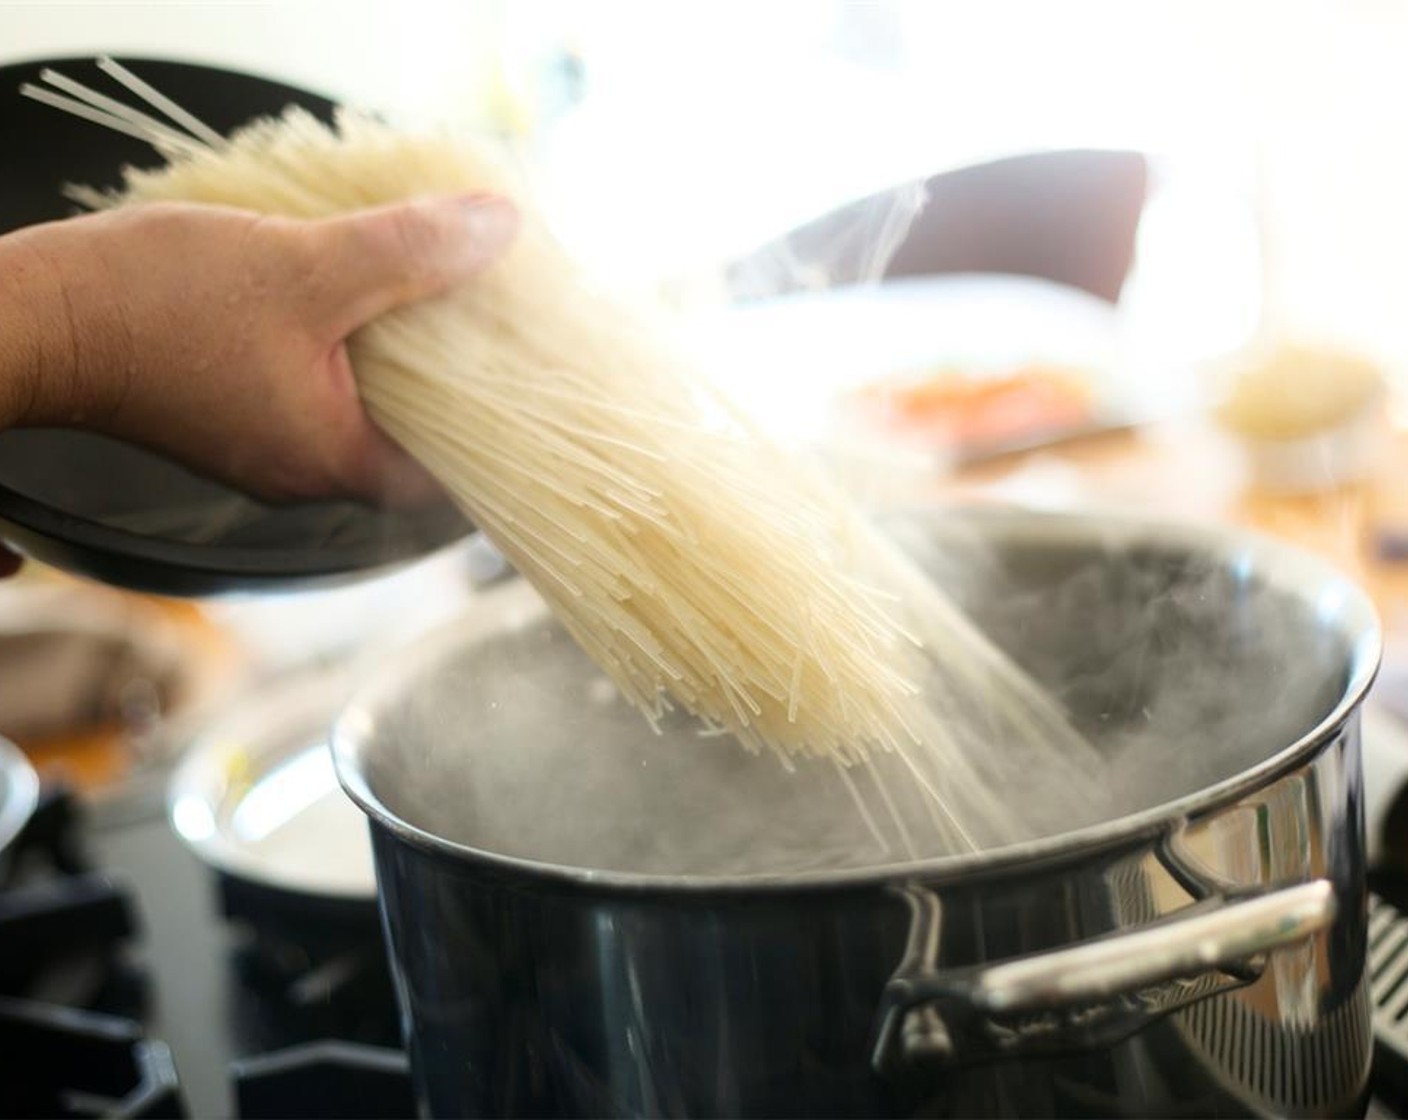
728, 179, 930, 299
362, 515, 1357, 878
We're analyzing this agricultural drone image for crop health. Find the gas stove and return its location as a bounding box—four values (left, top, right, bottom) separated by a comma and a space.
13, 733, 1408, 1118
0, 782, 412, 1118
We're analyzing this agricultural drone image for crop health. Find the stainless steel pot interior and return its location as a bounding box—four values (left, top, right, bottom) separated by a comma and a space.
333, 509, 1380, 886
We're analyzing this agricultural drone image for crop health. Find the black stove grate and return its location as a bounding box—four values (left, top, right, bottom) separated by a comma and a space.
1, 781, 413, 1118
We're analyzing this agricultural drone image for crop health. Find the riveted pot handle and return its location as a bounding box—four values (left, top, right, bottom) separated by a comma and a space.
873, 879, 1336, 1071
974, 879, 1334, 1011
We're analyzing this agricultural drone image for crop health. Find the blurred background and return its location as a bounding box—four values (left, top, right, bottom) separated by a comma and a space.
1, 0, 1401, 361
12, 9, 1408, 1116
4, 1, 1405, 436
5, 0, 1408, 773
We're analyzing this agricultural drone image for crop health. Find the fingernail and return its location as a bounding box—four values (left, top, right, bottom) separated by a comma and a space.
457, 195, 519, 258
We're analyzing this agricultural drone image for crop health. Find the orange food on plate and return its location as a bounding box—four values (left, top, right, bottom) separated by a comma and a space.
853, 364, 1094, 448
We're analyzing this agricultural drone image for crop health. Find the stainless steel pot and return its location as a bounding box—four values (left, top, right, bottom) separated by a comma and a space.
333, 510, 1380, 1118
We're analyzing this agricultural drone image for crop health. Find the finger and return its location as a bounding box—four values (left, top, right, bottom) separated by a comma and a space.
310, 342, 446, 509
352, 428, 447, 509
311, 194, 519, 333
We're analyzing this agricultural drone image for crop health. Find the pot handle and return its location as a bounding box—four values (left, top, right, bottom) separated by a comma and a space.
872, 878, 1335, 1071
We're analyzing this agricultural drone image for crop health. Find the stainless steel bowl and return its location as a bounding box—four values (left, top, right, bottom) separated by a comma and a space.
169, 666, 374, 901
335, 509, 1380, 1117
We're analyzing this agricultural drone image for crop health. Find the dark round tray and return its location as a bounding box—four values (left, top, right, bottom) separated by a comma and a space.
0, 57, 471, 596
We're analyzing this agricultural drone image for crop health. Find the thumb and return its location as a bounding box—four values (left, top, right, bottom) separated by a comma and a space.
313, 194, 519, 332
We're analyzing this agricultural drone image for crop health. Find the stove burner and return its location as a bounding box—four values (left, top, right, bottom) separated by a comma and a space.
0, 995, 184, 1118
2, 783, 88, 881
218, 873, 400, 1056
232, 1040, 413, 1119
0, 870, 145, 1010
0, 782, 152, 1019
0, 872, 134, 969
0, 782, 149, 1016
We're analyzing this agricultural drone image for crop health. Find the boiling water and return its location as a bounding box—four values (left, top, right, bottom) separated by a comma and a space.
361, 518, 1358, 878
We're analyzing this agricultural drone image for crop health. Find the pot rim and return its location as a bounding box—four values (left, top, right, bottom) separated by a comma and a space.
331, 507, 1382, 895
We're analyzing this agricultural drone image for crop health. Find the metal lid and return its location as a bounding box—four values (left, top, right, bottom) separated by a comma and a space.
0, 57, 470, 596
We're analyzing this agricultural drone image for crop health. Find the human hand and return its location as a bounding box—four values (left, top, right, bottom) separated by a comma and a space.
0, 195, 517, 507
